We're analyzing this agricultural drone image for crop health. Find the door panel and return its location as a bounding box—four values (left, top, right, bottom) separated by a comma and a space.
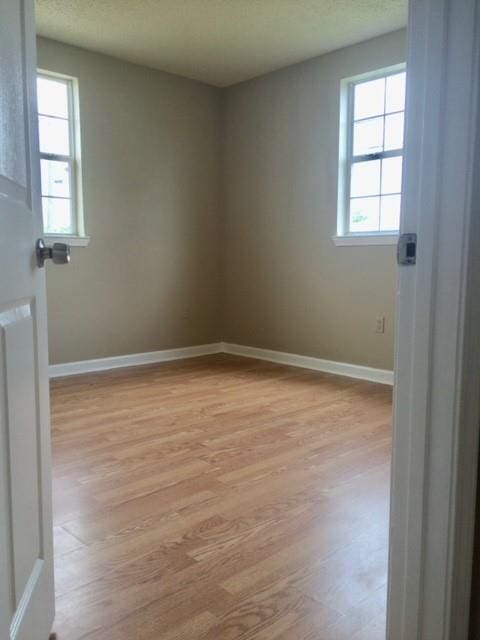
0, 1, 27, 189
0, 0, 55, 639
3, 304, 41, 605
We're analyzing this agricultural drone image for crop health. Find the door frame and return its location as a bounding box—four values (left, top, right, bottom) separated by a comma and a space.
388, 0, 480, 638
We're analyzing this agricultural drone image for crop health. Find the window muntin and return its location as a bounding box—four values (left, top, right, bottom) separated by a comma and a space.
342, 68, 406, 236
37, 72, 83, 237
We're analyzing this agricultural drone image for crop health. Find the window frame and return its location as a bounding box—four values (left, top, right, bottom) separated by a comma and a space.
335, 63, 406, 246
37, 69, 89, 246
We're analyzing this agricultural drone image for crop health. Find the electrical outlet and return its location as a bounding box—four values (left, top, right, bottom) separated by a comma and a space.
375, 316, 385, 334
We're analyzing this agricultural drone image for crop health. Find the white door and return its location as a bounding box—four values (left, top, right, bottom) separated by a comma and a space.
0, 1, 56, 639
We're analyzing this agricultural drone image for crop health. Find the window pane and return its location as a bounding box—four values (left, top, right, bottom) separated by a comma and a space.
350, 196, 380, 232
380, 194, 401, 231
38, 115, 70, 155
350, 159, 381, 197
37, 77, 69, 118
386, 72, 406, 113
40, 159, 70, 198
42, 197, 73, 234
381, 156, 403, 194
354, 78, 385, 120
384, 112, 404, 151
353, 116, 384, 156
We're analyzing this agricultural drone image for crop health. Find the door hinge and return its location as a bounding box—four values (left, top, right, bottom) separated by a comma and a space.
397, 233, 417, 266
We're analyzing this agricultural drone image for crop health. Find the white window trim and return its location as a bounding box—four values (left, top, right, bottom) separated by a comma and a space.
336, 63, 406, 245
333, 233, 398, 246
38, 69, 89, 246
43, 234, 90, 247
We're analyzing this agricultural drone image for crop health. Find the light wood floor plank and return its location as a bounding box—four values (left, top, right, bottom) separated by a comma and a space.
50, 354, 392, 639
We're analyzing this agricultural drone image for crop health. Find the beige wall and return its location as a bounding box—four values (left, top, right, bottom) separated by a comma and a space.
37, 38, 222, 365
222, 30, 406, 370
40, 31, 406, 370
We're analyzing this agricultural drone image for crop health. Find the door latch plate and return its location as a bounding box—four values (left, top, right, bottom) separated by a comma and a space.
397, 233, 417, 266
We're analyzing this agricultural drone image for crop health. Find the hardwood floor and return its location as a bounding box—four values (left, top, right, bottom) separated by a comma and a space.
50, 354, 392, 640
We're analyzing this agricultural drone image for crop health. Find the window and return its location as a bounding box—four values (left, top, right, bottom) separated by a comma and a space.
37, 71, 88, 245
336, 66, 406, 245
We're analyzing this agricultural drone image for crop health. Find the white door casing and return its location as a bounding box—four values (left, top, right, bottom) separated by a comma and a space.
0, 1, 55, 639
388, 0, 480, 638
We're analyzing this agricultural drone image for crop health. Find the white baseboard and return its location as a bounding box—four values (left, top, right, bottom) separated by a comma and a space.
222, 342, 394, 386
49, 343, 223, 378
49, 341, 394, 386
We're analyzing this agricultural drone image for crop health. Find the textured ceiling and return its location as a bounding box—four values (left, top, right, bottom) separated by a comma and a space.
35, 0, 408, 87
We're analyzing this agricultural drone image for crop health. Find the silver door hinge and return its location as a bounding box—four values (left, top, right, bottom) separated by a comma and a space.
397, 233, 417, 265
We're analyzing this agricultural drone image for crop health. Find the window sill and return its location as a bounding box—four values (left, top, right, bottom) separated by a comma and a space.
333, 234, 398, 247
44, 234, 90, 247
